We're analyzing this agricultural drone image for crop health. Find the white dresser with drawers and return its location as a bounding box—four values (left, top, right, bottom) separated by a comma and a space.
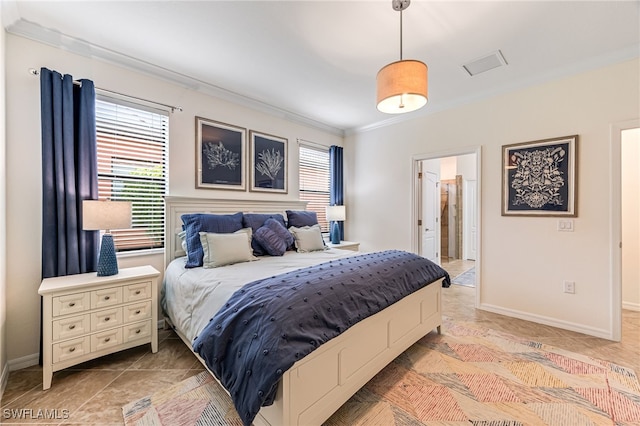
38, 265, 160, 390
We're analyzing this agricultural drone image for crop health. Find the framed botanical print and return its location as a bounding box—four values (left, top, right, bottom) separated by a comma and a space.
196, 117, 246, 191
502, 135, 578, 216
249, 130, 287, 193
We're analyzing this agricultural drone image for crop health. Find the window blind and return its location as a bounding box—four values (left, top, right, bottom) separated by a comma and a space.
299, 145, 330, 232
96, 98, 168, 252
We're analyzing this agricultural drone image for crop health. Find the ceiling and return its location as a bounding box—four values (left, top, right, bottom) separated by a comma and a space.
4, 1, 640, 134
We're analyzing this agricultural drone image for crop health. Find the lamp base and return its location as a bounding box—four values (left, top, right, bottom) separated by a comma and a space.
330, 222, 341, 244
97, 234, 119, 276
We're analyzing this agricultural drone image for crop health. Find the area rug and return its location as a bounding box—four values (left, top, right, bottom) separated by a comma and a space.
123, 319, 640, 425
452, 266, 475, 287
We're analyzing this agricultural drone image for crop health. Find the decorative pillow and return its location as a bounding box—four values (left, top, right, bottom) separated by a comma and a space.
242, 213, 288, 255
177, 230, 187, 252
182, 212, 244, 268
199, 228, 256, 268
286, 210, 318, 228
289, 224, 327, 253
254, 218, 295, 256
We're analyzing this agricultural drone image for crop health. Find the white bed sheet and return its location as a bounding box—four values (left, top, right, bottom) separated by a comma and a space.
162, 248, 358, 342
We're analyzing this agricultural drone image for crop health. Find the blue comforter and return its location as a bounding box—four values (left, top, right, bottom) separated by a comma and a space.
192, 250, 450, 426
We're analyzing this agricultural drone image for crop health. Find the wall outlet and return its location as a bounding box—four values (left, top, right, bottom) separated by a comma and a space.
563, 281, 575, 294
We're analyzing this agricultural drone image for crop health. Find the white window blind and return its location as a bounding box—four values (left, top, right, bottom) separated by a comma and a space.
96, 98, 168, 252
299, 145, 330, 232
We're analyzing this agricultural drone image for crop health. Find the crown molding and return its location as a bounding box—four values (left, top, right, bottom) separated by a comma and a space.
6, 18, 345, 137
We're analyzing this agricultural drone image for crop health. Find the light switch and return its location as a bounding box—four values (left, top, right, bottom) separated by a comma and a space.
558, 220, 574, 232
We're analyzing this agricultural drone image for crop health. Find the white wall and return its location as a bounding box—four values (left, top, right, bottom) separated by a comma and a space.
4, 34, 342, 362
0, 21, 8, 391
622, 128, 640, 310
346, 58, 640, 338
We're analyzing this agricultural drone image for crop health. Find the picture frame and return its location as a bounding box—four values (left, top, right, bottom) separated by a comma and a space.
502, 135, 578, 217
196, 117, 246, 191
249, 130, 288, 193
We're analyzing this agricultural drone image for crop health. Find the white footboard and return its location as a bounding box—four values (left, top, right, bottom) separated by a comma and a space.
255, 282, 442, 426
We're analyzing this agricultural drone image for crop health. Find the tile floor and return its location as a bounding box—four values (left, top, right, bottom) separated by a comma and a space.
2, 260, 639, 425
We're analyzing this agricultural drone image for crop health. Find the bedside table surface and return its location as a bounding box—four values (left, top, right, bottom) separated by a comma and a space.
39, 265, 159, 295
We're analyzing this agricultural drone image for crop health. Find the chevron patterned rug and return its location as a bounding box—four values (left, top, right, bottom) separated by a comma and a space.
123, 320, 640, 425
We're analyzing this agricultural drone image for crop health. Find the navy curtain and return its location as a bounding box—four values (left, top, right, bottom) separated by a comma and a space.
329, 145, 344, 240
40, 67, 99, 279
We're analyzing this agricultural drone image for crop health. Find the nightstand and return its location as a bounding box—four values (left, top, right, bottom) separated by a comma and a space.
38, 265, 160, 390
327, 241, 360, 251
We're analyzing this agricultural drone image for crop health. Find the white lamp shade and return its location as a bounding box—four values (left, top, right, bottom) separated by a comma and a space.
326, 205, 346, 222
376, 59, 428, 114
82, 200, 132, 231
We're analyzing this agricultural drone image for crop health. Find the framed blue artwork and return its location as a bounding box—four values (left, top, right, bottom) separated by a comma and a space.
502, 135, 578, 217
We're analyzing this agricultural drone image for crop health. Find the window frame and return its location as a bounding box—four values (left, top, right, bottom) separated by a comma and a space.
298, 143, 331, 233
95, 95, 169, 254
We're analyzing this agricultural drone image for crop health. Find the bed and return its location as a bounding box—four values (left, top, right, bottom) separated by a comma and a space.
161, 196, 450, 426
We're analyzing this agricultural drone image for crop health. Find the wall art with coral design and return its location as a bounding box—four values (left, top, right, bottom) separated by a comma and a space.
196, 117, 246, 190
249, 130, 288, 193
502, 135, 578, 216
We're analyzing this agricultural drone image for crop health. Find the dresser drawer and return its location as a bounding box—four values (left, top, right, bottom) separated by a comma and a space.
91, 328, 123, 352
123, 320, 152, 343
91, 307, 123, 331
52, 292, 90, 317
91, 287, 123, 309
52, 314, 91, 341
124, 281, 152, 303
124, 301, 152, 323
52, 336, 90, 364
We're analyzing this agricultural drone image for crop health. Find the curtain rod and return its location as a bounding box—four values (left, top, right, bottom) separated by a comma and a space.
29, 68, 183, 113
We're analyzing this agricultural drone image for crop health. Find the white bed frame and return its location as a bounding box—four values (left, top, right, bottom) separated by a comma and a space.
164, 196, 442, 426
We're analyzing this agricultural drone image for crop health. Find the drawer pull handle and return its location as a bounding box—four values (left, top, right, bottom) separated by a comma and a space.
69, 325, 76, 330
104, 296, 110, 301
135, 290, 141, 295
105, 317, 110, 322
135, 329, 141, 334
135, 310, 141, 315
69, 302, 75, 307
69, 347, 76, 353
104, 337, 111, 343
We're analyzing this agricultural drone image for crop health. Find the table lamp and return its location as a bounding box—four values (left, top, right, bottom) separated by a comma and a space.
83, 200, 132, 276
326, 205, 346, 244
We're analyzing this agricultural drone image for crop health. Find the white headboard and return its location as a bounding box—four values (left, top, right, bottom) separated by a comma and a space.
164, 196, 308, 267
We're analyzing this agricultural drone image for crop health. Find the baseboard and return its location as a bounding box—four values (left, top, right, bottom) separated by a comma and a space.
7, 353, 39, 372
622, 301, 640, 312
1, 361, 9, 397
478, 303, 613, 340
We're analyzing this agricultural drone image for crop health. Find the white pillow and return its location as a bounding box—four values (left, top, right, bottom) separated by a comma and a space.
289, 224, 326, 253
199, 228, 256, 268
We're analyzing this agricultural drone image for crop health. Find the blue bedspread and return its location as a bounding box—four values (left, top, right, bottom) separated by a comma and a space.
192, 250, 450, 426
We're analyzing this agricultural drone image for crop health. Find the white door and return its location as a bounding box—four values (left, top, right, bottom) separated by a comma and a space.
421, 170, 440, 264
463, 179, 477, 260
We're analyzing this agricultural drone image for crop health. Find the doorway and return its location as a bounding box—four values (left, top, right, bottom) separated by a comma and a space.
611, 119, 640, 341
412, 147, 481, 304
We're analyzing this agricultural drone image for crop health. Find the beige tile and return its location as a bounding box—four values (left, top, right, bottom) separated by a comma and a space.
130, 337, 200, 370
69, 369, 189, 424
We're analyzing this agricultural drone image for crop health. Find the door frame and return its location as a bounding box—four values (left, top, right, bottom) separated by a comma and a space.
411, 146, 482, 307
610, 119, 640, 342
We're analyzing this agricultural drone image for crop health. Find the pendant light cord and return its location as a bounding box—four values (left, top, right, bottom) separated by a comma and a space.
399, 9, 403, 61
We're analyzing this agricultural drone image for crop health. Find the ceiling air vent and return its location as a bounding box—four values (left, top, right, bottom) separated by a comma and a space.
462, 50, 508, 77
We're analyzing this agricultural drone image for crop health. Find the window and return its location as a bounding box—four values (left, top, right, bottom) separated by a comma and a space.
96, 98, 168, 252
299, 145, 330, 232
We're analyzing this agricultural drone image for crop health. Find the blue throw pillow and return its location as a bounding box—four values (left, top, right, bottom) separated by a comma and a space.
286, 210, 318, 228
242, 213, 288, 255
182, 212, 244, 268
253, 218, 294, 256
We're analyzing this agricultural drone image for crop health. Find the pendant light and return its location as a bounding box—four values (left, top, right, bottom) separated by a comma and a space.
376, 0, 428, 114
